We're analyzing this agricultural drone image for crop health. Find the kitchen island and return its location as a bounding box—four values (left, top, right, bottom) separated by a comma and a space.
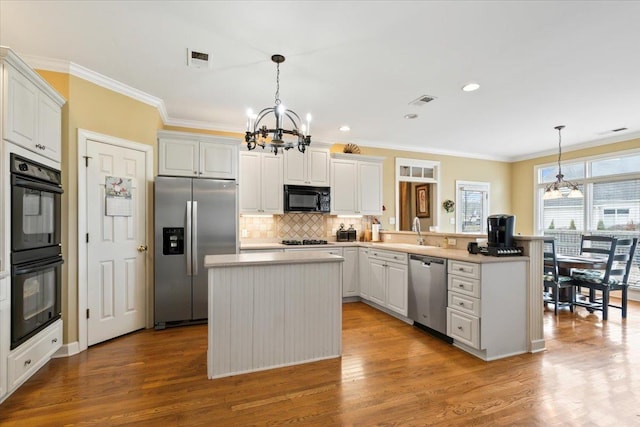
204, 251, 343, 379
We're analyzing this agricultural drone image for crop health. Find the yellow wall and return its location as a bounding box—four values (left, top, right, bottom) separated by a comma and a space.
37, 71, 162, 344
511, 137, 640, 235
331, 144, 512, 233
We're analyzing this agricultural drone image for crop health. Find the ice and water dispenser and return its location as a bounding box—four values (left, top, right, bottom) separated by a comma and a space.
162, 227, 184, 255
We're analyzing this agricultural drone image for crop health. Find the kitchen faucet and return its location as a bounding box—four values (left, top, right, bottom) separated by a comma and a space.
413, 216, 425, 245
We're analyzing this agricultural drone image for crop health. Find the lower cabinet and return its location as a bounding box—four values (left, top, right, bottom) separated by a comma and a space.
367, 249, 408, 316
358, 247, 370, 299
342, 247, 359, 297
6, 319, 62, 394
0, 285, 8, 401
446, 259, 527, 361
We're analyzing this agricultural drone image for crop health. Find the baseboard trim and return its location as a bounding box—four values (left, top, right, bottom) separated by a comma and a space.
53, 341, 81, 358
529, 339, 547, 353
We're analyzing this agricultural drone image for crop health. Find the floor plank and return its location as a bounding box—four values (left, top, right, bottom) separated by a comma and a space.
1, 301, 640, 426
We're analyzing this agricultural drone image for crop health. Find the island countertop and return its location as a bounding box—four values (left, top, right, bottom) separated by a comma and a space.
205, 251, 344, 268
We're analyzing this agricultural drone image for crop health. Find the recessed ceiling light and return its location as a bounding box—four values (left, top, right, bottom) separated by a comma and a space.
404, 114, 418, 119
339, 125, 351, 132
462, 82, 480, 92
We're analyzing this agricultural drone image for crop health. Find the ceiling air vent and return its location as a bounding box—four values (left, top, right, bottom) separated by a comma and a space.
409, 95, 436, 106
187, 49, 212, 69
611, 127, 628, 132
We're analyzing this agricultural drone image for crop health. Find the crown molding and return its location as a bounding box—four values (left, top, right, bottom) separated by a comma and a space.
20, 53, 169, 122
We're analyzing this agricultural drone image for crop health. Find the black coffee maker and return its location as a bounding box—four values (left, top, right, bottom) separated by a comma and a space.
487, 215, 515, 248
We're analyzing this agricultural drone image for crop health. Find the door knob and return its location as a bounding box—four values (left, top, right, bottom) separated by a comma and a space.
137, 245, 148, 252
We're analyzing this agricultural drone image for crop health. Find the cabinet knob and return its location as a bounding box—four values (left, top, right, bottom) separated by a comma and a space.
458, 284, 464, 288
24, 359, 32, 366
457, 326, 463, 330
194, 171, 197, 175
459, 302, 464, 306
52, 338, 58, 343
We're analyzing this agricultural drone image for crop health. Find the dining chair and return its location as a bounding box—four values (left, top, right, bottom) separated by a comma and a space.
543, 239, 574, 315
572, 236, 638, 320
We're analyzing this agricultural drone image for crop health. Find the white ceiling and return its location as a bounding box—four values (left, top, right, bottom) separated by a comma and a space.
2, 1, 640, 161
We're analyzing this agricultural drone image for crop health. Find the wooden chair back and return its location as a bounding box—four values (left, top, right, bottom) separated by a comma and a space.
609, 237, 638, 285
543, 239, 559, 282
579, 235, 618, 259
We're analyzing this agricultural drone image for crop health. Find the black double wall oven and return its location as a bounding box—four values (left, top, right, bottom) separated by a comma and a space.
10, 154, 64, 350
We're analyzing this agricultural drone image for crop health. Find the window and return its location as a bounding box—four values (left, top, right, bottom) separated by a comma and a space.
535, 150, 640, 286
456, 181, 490, 234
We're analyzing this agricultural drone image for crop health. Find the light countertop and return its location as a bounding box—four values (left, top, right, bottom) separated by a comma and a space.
240, 241, 529, 264
205, 251, 344, 268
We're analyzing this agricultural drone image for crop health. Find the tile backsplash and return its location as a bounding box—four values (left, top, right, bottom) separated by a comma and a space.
240, 214, 375, 241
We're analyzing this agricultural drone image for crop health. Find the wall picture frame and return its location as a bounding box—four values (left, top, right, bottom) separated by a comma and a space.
415, 184, 430, 218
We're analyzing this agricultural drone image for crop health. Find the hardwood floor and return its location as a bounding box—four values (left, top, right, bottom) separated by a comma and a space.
2, 301, 640, 426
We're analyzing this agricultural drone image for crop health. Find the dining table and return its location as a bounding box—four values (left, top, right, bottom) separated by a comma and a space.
547, 254, 609, 303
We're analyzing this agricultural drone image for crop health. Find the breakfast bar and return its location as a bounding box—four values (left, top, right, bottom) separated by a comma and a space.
204, 251, 344, 379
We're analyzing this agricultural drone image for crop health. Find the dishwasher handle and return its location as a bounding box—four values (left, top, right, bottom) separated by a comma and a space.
410, 255, 445, 266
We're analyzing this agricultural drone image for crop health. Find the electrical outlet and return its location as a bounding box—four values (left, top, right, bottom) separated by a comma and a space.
389, 217, 396, 225
448, 238, 457, 246
449, 217, 455, 225
241, 229, 248, 238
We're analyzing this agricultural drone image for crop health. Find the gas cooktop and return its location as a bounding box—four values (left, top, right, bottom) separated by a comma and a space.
281, 239, 328, 246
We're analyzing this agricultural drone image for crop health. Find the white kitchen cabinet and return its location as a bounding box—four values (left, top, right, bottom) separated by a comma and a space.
358, 247, 370, 299
342, 247, 359, 297
284, 247, 360, 298
0, 278, 8, 402
330, 153, 384, 216
283, 146, 330, 186
367, 249, 408, 316
158, 131, 238, 179
446, 259, 527, 361
2, 48, 65, 163
7, 319, 62, 394
239, 151, 283, 214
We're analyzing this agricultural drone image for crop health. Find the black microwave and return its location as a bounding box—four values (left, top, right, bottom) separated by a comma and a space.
284, 185, 330, 213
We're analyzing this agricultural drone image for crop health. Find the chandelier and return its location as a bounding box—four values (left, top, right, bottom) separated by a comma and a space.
245, 54, 311, 155
543, 125, 583, 200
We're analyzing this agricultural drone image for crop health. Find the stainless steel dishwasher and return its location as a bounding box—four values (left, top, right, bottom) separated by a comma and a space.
408, 255, 451, 342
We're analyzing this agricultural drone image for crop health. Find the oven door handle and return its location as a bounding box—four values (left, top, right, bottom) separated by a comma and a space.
12, 175, 64, 194
13, 257, 64, 275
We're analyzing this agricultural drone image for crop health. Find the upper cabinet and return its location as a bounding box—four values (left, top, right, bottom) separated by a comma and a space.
283, 145, 330, 186
1, 48, 66, 163
330, 153, 384, 216
239, 150, 283, 214
158, 130, 238, 179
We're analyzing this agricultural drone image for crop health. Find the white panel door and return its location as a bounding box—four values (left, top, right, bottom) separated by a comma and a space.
239, 151, 262, 213
368, 258, 386, 306
342, 247, 359, 297
200, 140, 237, 179
4, 65, 38, 148
283, 148, 306, 185
308, 147, 330, 186
86, 140, 147, 346
37, 93, 62, 162
386, 262, 408, 316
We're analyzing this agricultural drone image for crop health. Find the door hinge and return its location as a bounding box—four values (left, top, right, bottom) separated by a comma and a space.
86, 233, 89, 243
84, 156, 92, 167
86, 308, 90, 319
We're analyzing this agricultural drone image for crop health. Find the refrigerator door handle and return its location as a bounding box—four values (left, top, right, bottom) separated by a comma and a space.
193, 201, 198, 276
186, 201, 192, 276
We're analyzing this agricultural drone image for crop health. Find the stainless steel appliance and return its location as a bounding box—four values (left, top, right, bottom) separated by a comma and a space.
154, 176, 238, 329
284, 185, 330, 212
408, 255, 451, 342
9, 154, 63, 349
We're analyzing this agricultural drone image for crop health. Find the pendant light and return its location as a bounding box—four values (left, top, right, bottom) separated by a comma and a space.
245, 54, 311, 155
543, 125, 583, 200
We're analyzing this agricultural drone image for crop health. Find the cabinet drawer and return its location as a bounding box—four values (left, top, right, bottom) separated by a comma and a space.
369, 249, 407, 265
448, 260, 480, 279
285, 247, 343, 256
8, 320, 62, 391
447, 308, 480, 349
448, 292, 481, 316
448, 275, 480, 298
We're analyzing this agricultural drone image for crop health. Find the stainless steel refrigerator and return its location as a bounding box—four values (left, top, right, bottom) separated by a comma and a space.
154, 176, 238, 329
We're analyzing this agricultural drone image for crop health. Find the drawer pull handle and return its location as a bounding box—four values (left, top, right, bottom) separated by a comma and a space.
24, 359, 32, 366
458, 284, 464, 288
457, 326, 463, 330
52, 338, 58, 343
459, 302, 464, 306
